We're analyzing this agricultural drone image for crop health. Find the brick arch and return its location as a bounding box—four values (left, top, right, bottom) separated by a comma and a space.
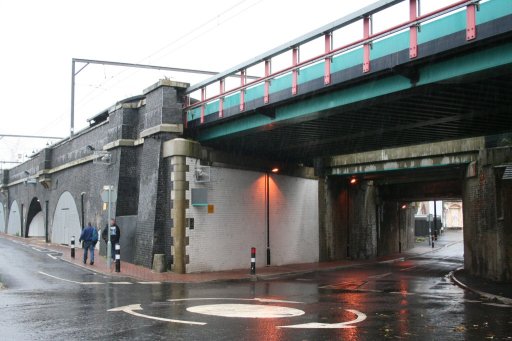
0, 202, 6, 233
51, 191, 81, 245
7, 200, 21, 236
26, 197, 44, 237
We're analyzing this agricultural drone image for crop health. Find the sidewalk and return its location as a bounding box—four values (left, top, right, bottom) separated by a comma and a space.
2, 232, 511, 304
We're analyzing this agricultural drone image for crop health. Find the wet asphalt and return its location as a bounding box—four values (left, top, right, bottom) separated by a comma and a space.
0, 231, 511, 340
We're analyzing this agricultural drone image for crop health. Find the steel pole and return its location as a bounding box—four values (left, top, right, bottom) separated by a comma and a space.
70, 60, 75, 137
107, 186, 111, 269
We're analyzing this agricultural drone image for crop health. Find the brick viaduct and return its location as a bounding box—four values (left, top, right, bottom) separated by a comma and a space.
0, 80, 510, 282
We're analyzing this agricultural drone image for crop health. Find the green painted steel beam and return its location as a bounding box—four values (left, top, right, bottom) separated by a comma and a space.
188, 0, 511, 123
197, 41, 512, 141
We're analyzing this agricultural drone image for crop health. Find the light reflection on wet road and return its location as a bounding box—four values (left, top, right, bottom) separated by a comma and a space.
0, 231, 510, 340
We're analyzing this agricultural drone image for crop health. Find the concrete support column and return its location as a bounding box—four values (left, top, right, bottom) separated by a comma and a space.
164, 138, 201, 274
171, 155, 187, 274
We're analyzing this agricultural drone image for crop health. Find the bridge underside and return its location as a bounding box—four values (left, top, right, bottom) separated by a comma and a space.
191, 64, 512, 166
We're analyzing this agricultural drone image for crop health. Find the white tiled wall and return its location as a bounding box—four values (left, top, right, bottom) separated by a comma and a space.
186, 158, 318, 273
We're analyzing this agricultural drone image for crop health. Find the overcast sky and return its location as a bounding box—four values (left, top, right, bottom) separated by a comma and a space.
0, 0, 456, 168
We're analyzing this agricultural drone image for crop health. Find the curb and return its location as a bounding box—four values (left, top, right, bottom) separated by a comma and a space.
450, 268, 512, 305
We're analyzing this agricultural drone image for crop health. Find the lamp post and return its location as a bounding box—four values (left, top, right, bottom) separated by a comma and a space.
266, 167, 279, 266
107, 186, 111, 269
101, 185, 116, 269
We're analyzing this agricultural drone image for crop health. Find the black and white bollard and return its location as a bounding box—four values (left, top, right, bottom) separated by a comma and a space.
71, 236, 75, 258
250, 247, 256, 275
115, 243, 121, 272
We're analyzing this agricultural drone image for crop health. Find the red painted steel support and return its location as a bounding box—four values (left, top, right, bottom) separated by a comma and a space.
363, 16, 371, 73
324, 33, 332, 85
466, 3, 477, 40
409, 0, 418, 58
240, 69, 246, 112
184, 0, 476, 114
219, 79, 224, 118
200, 88, 206, 124
292, 47, 299, 95
264, 60, 271, 104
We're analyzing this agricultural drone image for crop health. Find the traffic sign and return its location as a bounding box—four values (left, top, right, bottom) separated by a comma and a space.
101, 186, 117, 203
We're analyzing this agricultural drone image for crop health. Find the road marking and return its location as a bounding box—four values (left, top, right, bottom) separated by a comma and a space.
39, 271, 89, 285
482, 303, 511, 308
168, 297, 303, 304
379, 258, 404, 264
368, 272, 392, 279
187, 304, 304, 318
319, 284, 382, 293
138, 281, 162, 285
279, 309, 367, 329
400, 266, 418, 271
108, 304, 206, 325
39, 271, 135, 286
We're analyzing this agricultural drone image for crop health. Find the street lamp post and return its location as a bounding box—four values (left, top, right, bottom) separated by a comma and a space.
101, 185, 116, 269
107, 186, 112, 269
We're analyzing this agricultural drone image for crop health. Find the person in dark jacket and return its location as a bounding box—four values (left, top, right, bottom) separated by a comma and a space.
102, 218, 120, 260
79, 222, 97, 265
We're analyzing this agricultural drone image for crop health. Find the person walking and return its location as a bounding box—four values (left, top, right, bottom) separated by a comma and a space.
79, 222, 98, 265
102, 218, 120, 260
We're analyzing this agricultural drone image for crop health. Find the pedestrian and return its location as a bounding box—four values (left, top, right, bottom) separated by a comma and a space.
79, 222, 97, 265
102, 218, 120, 260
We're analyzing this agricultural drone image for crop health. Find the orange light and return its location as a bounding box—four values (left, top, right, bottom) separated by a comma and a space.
271, 167, 279, 173
401, 204, 407, 209
349, 177, 357, 184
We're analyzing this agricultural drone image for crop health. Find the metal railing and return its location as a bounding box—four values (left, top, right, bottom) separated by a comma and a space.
184, 0, 481, 124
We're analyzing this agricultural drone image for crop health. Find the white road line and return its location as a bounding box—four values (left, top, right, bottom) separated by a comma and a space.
39, 271, 103, 285
109, 304, 206, 325
168, 297, 303, 304
108, 281, 133, 285
482, 303, 511, 308
400, 266, 418, 271
47, 253, 58, 260
389, 291, 415, 296
368, 272, 392, 279
379, 258, 404, 264
39, 271, 89, 285
138, 281, 162, 285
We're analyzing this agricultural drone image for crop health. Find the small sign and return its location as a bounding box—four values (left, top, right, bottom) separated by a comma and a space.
208, 204, 214, 214
100, 186, 117, 203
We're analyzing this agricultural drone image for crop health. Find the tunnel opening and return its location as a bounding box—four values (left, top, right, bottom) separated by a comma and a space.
26, 197, 44, 238
322, 165, 466, 262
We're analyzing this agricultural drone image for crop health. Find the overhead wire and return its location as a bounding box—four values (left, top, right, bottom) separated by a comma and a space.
75, 0, 262, 112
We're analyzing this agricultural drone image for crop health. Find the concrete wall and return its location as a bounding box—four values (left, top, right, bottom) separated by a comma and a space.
186, 160, 319, 273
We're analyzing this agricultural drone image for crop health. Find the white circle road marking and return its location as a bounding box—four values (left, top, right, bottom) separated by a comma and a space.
187, 304, 305, 318
279, 309, 367, 329
168, 297, 302, 304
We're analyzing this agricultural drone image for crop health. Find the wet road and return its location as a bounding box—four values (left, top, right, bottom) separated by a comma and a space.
0, 232, 511, 340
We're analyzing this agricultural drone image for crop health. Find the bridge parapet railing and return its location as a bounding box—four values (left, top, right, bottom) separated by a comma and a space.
184, 0, 495, 127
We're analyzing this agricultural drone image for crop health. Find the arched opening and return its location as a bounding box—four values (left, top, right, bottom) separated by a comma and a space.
51, 191, 81, 245
26, 197, 44, 237
0, 202, 6, 233
7, 200, 21, 236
